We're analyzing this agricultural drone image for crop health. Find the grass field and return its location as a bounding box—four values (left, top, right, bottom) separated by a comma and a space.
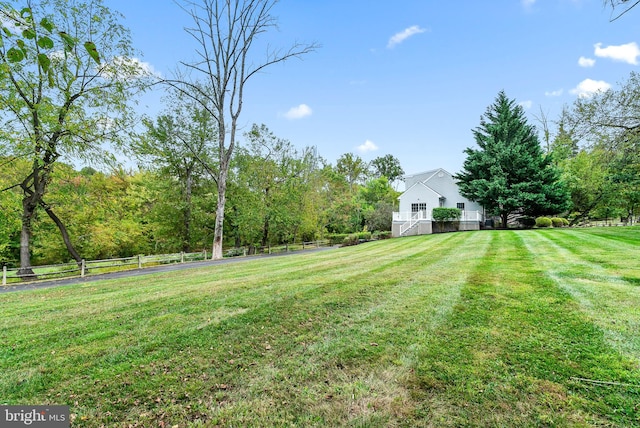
1, 228, 639, 427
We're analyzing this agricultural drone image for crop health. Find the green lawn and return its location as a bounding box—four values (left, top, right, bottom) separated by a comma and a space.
1, 228, 639, 427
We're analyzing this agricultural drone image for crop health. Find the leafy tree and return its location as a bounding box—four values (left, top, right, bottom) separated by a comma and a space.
609, 134, 640, 223
318, 165, 360, 234
455, 91, 570, 228
559, 149, 612, 225
370, 154, 405, 184
564, 71, 640, 223
0, 0, 147, 275
230, 124, 320, 247
134, 90, 217, 252
335, 153, 369, 190
567, 72, 640, 149
0, 156, 25, 264
363, 201, 394, 232
356, 177, 398, 233
39, 166, 155, 262
167, 0, 317, 259
358, 176, 399, 209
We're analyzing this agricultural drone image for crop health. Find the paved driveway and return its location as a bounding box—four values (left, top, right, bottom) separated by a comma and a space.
0, 246, 337, 294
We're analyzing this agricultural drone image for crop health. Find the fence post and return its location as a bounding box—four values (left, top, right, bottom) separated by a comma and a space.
2, 266, 6, 286
203, 249, 207, 260
138, 255, 142, 269
81, 260, 85, 278
268, 245, 271, 254
243, 247, 247, 257
181, 251, 184, 263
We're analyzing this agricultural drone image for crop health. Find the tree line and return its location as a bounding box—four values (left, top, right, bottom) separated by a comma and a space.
0, 123, 402, 265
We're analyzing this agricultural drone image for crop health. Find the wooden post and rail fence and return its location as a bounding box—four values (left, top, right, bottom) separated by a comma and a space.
2, 240, 331, 286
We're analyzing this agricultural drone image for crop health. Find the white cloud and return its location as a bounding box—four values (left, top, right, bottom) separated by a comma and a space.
387, 25, 427, 48
357, 140, 378, 153
283, 104, 312, 120
570, 78, 611, 98
578, 56, 596, 67
522, 0, 536, 8
545, 89, 563, 97
519, 100, 533, 109
594, 42, 640, 65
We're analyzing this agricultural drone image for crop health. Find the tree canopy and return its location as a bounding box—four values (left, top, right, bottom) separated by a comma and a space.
455, 91, 570, 228
0, 0, 148, 274
560, 71, 640, 224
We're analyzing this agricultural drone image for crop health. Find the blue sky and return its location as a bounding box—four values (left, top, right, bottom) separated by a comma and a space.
107, 0, 639, 177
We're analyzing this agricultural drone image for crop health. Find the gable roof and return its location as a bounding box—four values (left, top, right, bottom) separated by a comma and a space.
399, 180, 444, 200
402, 168, 453, 183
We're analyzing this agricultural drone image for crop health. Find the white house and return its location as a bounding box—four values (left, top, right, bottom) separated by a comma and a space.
392, 168, 484, 237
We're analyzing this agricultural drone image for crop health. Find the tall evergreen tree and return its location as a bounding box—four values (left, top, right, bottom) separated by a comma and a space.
455, 91, 569, 228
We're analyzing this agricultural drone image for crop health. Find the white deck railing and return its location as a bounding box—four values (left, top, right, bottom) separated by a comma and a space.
393, 211, 431, 222
398, 211, 427, 235
393, 210, 483, 222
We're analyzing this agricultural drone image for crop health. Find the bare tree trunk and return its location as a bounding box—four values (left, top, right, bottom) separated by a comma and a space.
261, 216, 270, 248
261, 187, 270, 248
212, 166, 228, 260
19, 198, 36, 279
183, 167, 193, 253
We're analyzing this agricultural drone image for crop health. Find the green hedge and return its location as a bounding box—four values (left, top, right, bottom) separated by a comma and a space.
432, 207, 462, 222
535, 217, 552, 228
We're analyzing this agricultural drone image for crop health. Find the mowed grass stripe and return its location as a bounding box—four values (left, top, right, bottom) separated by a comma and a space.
574, 226, 640, 247
522, 229, 640, 364
1, 229, 639, 427
535, 228, 640, 278
413, 230, 640, 427
204, 232, 493, 426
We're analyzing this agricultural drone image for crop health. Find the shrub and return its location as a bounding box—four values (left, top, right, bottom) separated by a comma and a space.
357, 231, 372, 241
372, 231, 392, 240
327, 234, 350, 245
342, 234, 359, 247
551, 217, 565, 228
518, 217, 536, 229
535, 217, 552, 228
562, 218, 570, 226
432, 207, 462, 222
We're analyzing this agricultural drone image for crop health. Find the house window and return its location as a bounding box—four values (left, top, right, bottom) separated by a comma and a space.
457, 202, 465, 210
411, 203, 426, 213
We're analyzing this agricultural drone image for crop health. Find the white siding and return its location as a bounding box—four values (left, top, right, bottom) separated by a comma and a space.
398, 168, 483, 215
398, 182, 442, 213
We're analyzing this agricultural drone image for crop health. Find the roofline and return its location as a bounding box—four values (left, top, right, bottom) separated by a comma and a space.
402, 167, 453, 181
